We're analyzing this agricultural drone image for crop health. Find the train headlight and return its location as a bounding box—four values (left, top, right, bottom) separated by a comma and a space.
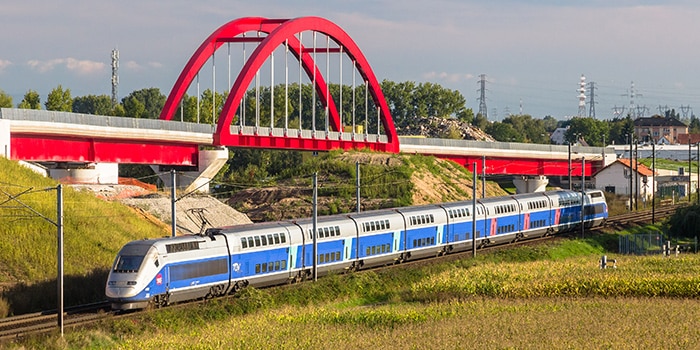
108, 281, 117, 286
127, 281, 137, 286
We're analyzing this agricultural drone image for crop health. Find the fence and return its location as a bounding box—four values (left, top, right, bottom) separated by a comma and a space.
619, 234, 698, 255
618, 233, 664, 255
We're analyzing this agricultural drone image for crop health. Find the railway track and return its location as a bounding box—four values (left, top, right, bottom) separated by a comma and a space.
603, 204, 684, 229
0, 203, 685, 342
0, 301, 112, 341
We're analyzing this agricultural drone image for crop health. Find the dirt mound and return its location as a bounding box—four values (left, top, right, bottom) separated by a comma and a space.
227, 152, 508, 221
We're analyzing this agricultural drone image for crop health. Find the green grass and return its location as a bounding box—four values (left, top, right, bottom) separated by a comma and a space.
0, 157, 169, 315
16, 236, 700, 349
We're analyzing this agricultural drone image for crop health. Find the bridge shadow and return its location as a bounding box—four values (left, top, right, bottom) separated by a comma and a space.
1, 269, 108, 317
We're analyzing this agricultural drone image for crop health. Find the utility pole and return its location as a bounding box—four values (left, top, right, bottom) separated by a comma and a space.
477, 74, 488, 119
635, 143, 639, 210
472, 162, 477, 258
629, 134, 633, 211
568, 142, 572, 190
652, 142, 656, 223
312, 172, 318, 282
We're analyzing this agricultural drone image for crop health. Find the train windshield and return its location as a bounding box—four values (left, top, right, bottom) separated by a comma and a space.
113, 255, 145, 273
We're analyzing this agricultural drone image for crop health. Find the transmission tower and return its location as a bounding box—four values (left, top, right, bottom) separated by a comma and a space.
111, 48, 119, 107
577, 74, 586, 117
587, 81, 597, 118
612, 105, 626, 119
636, 105, 649, 118
623, 81, 642, 115
679, 105, 692, 119
477, 74, 488, 119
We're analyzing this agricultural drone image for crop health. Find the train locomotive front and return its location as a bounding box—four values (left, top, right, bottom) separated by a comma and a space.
105, 239, 164, 310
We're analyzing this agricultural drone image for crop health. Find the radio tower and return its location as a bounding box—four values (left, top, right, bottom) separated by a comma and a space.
587, 81, 597, 118
111, 48, 119, 107
577, 74, 586, 117
477, 74, 488, 119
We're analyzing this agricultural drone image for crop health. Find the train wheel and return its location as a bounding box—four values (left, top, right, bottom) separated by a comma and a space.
152, 293, 169, 308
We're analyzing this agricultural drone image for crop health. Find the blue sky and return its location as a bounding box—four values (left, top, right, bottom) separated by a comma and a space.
2, 0, 700, 120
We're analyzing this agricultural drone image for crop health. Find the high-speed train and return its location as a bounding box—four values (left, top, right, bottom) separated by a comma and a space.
106, 189, 608, 310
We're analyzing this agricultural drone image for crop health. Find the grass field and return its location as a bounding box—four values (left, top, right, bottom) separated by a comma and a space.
15, 238, 700, 349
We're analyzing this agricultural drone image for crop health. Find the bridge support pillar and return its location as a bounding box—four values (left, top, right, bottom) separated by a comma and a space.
154, 147, 229, 194
49, 163, 119, 184
0, 119, 9, 159
513, 175, 549, 194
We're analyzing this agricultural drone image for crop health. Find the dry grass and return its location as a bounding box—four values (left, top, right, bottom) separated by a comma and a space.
91, 297, 700, 350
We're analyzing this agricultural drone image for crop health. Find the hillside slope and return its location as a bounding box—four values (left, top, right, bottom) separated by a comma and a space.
228, 151, 507, 222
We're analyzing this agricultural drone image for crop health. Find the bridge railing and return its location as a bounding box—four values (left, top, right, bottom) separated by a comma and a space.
230, 125, 387, 143
397, 136, 604, 155
0, 108, 214, 134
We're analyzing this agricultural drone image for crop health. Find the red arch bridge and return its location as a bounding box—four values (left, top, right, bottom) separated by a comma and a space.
0, 17, 609, 192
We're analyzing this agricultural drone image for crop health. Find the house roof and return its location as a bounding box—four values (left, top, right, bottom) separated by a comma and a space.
596, 158, 655, 177
634, 115, 687, 127
676, 133, 700, 144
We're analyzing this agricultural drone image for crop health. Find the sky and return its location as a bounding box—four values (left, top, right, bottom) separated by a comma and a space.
2, 0, 700, 121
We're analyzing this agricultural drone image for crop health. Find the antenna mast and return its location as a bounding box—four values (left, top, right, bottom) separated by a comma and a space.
111, 48, 119, 107
578, 74, 586, 117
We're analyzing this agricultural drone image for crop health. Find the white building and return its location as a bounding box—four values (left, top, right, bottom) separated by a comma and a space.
593, 159, 655, 201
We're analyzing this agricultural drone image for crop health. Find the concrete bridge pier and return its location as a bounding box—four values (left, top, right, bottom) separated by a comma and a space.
154, 147, 229, 194
513, 175, 549, 194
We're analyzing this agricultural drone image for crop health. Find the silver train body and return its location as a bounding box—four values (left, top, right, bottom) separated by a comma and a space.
106, 189, 608, 310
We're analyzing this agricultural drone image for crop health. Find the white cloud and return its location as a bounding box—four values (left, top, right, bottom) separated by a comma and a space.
125, 60, 142, 70
0, 59, 11, 72
422, 71, 475, 84
124, 60, 163, 71
26, 58, 105, 75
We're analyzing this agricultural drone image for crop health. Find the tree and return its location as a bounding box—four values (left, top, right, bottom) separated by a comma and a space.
17, 90, 41, 109
689, 115, 700, 134
542, 115, 558, 133
565, 116, 610, 146
72, 94, 114, 115
45, 85, 72, 111
486, 122, 520, 142
502, 114, 548, 143
0, 89, 12, 108
121, 88, 166, 119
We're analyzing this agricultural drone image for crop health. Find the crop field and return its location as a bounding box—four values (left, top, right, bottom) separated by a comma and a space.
17, 238, 700, 349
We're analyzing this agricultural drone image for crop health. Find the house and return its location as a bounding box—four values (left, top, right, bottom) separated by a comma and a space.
594, 159, 655, 201
634, 115, 687, 144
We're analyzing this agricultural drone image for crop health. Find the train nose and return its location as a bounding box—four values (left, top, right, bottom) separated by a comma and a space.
106, 283, 138, 298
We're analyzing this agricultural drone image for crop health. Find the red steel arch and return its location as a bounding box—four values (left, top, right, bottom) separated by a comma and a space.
160, 17, 399, 153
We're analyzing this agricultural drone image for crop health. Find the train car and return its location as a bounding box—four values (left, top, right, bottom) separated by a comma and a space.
583, 189, 608, 228
394, 205, 448, 260
292, 214, 358, 276
106, 234, 230, 310
106, 189, 607, 310
347, 209, 407, 268
512, 192, 555, 239
477, 195, 521, 246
